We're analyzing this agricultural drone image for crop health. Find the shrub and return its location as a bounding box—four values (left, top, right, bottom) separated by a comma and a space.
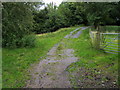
2, 2, 35, 48
21, 34, 36, 48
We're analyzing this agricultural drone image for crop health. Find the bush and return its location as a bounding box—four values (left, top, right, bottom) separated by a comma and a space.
2, 34, 36, 48
2, 2, 35, 48
20, 34, 36, 48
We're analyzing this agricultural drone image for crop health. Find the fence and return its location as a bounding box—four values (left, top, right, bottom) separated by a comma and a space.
89, 30, 120, 54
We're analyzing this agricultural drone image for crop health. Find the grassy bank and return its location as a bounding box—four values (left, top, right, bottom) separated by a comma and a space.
91, 26, 120, 33
103, 26, 120, 33
64, 28, 118, 88
2, 26, 79, 88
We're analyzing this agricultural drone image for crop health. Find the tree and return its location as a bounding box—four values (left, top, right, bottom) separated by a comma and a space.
108, 2, 120, 25
58, 2, 85, 26
84, 2, 116, 30
31, 2, 120, 34
2, 2, 43, 48
33, 7, 48, 33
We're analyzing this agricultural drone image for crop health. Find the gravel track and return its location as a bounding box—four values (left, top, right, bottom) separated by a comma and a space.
26, 27, 87, 88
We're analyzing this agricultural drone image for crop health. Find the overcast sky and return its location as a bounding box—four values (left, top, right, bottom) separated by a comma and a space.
43, 0, 63, 6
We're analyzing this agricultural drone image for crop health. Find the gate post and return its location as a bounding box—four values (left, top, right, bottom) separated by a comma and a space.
90, 30, 101, 50
95, 31, 100, 49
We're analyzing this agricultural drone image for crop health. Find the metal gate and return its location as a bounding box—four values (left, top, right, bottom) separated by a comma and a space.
100, 33, 120, 54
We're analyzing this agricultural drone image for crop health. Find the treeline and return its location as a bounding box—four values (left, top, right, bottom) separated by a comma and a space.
2, 2, 120, 48
33, 2, 120, 33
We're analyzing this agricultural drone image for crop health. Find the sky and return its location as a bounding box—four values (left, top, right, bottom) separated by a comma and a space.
43, 0, 63, 6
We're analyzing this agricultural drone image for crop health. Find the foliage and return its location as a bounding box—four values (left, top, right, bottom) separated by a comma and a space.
32, 2, 120, 34
33, 7, 48, 33
3, 2, 120, 39
20, 34, 36, 48
2, 2, 42, 48
84, 2, 114, 28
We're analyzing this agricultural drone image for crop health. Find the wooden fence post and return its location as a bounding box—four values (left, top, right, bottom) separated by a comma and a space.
89, 29, 101, 50
95, 31, 100, 49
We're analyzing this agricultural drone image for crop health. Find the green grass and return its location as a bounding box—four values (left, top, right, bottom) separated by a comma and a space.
103, 26, 120, 33
90, 26, 120, 33
90, 26, 119, 54
64, 28, 118, 87
2, 26, 80, 88
2, 26, 119, 88
100, 26, 119, 54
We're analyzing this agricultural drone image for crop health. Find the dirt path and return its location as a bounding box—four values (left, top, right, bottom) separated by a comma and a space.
64, 27, 88, 38
26, 27, 87, 88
